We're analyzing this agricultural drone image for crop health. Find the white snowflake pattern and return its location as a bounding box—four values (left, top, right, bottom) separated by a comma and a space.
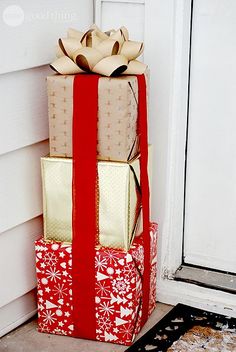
38, 322, 51, 333
112, 277, 131, 295
52, 283, 68, 298
54, 328, 68, 335
97, 316, 113, 331
120, 323, 134, 340
103, 249, 120, 264
43, 252, 58, 266
98, 302, 115, 316
95, 255, 108, 271
95, 281, 110, 296
46, 267, 61, 282
132, 247, 144, 264
42, 310, 57, 325
123, 263, 136, 277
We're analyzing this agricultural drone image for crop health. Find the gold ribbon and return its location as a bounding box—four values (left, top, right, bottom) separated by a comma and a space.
51, 25, 147, 76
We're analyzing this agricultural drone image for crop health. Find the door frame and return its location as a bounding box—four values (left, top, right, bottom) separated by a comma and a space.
95, 0, 236, 316
145, 0, 236, 316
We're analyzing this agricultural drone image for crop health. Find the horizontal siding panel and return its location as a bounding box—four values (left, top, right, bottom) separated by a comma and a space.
0, 217, 42, 308
0, 0, 93, 74
0, 140, 48, 233
0, 289, 37, 337
0, 66, 51, 155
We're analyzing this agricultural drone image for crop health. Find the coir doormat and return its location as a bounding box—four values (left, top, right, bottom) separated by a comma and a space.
126, 304, 236, 351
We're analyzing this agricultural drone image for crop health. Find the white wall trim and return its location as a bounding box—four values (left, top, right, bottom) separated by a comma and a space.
95, 0, 144, 27
158, 0, 192, 277
145, 0, 236, 315
94, 0, 236, 316
0, 309, 37, 338
157, 279, 236, 318
0, 290, 37, 338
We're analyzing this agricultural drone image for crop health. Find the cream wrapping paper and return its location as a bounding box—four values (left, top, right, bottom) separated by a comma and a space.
41, 146, 152, 250
47, 74, 144, 161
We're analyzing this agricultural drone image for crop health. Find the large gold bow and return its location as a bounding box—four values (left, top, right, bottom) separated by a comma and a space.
51, 25, 147, 77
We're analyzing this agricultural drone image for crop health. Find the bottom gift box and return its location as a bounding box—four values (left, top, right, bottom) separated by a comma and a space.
35, 223, 158, 346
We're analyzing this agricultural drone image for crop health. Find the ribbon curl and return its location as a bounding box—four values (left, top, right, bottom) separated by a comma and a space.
51, 25, 147, 76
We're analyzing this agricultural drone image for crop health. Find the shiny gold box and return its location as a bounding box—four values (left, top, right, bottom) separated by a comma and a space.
41, 147, 152, 250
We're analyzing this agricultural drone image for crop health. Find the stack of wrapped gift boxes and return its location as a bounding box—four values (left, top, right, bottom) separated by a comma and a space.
35, 25, 158, 346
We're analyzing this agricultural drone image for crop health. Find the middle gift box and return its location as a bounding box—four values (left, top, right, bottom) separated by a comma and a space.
41, 147, 152, 250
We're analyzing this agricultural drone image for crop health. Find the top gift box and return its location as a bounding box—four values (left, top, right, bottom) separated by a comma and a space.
47, 25, 148, 161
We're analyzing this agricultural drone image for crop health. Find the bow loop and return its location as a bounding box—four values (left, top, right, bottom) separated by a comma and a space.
95, 39, 119, 57
59, 38, 82, 59
120, 40, 143, 61
67, 28, 84, 41
51, 25, 147, 76
73, 47, 104, 71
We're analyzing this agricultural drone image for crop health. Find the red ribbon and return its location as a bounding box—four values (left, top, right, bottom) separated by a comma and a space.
136, 74, 151, 327
72, 74, 100, 339
71, 73, 150, 338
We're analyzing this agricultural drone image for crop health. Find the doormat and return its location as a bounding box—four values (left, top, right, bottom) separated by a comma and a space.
126, 304, 236, 351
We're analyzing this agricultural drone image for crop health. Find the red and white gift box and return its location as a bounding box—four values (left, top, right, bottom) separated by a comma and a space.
35, 223, 157, 345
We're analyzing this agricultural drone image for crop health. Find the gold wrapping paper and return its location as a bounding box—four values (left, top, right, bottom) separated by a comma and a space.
41, 146, 152, 250
47, 72, 149, 161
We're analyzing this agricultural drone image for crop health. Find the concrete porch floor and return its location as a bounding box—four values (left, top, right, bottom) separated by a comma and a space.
0, 303, 172, 352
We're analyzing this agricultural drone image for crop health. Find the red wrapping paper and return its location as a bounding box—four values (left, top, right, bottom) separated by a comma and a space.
35, 223, 157, 345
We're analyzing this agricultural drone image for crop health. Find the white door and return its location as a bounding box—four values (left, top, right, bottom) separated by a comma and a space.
183, 0, 236, 274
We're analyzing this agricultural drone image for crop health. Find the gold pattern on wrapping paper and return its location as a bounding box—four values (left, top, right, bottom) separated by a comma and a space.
42, 151, 147, 249
47, 74, 143, 161
41, 148, 152, 250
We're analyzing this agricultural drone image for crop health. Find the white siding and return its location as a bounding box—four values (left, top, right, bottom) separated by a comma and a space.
0, 141, 48, 233
0, 290, 37, 337
0, 218, 42, 308
0, 0, 93, 336
0, 0, 93, 74
0, 66, 51, 155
